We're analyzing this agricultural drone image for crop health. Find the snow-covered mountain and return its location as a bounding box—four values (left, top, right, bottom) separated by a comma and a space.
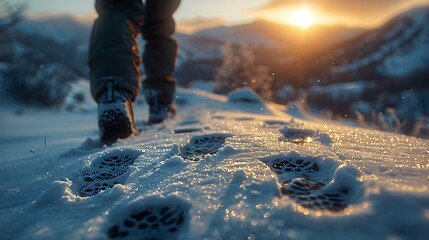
318, 6, 429, 82
0, 84, 428, 239
174, 33, 223, 67
13, 16, 92, 44
2, 16, 91, 78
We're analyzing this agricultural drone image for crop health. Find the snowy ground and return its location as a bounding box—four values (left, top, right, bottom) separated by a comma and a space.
0, 85, 428, 240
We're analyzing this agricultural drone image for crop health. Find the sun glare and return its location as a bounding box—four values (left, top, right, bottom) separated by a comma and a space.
292, 7, 314, 29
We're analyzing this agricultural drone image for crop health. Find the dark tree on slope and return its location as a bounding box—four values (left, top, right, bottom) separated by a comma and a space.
0, 0, 26, 33
214, 42, 274, 100
1, 61, 73, 108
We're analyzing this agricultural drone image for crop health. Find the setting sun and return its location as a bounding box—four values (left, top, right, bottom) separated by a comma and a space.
291, 7, 315, 28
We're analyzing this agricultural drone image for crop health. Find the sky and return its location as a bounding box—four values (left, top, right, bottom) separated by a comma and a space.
19, 0, 429, 32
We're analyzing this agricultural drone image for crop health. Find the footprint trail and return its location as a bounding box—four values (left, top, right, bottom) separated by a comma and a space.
179, 133, 233, 162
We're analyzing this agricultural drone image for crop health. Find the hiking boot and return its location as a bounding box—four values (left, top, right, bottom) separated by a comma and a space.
143, 86, 177, 124
98, 88, 137, 144
148, 104, 177, 124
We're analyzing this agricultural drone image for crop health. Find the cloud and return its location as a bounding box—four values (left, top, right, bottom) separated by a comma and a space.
176, 16, 225, 33
253, 0, 414, 18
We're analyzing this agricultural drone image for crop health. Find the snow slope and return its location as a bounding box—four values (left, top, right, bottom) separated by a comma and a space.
0, 85, 429, 240
329, 6, 429, 78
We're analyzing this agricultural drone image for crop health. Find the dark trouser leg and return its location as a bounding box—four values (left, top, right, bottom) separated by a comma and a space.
142, 0, 181, 107
89, 0, 145, 143
88, 0, 145, 102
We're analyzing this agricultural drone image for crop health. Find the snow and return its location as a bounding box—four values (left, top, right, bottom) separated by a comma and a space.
1, 83, 429, 240
227, 87, 265, 104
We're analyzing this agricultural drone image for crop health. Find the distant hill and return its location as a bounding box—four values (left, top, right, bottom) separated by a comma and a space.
175, 19, 368, 85
3, 16, 91, 77
13, 16, 92, 43
311, 6, 429, 87
193, 19, 367, 49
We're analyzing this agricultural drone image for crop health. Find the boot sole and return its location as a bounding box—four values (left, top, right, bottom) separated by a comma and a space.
99, 108, 136, 144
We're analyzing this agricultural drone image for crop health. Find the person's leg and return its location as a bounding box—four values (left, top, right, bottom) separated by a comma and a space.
142, 0, 181, 123
88, 0, 145, 143
89, 0, 145, 102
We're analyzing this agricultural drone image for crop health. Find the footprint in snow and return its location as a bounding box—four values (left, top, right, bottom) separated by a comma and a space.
264, 119, 302, 127
177, 119, 200, 126
264, 120, 290, 127
260, 153, 362, 212
268, 156, 321, 175
279, 126, 333, 146
264, 118, 303, 127
279, 127, 316, 144
72, 149, 141, 197
177, 117, 200, 126
233, 117, 255, 121
106, 195, 191, 240
173, 127, 203, 134
281, 178, 351, 211
179, 133, 233, 162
